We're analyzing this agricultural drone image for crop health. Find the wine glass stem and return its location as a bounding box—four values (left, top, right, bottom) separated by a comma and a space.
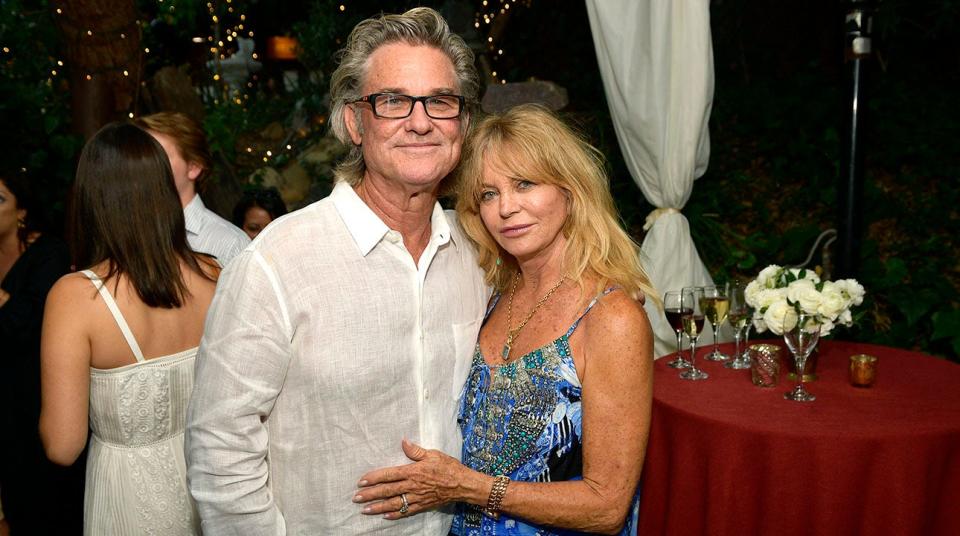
712, 328, 719, 354
733, 330, 742, 360
676, 331, 683, 359
689, 338, 698, 370
795, 356, 807, 392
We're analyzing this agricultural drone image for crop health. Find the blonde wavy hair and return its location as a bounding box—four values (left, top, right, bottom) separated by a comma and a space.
455, 104, 659, 305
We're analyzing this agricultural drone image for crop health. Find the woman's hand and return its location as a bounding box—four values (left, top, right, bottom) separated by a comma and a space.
0, 289, 10, 308
354, 439, 487, 520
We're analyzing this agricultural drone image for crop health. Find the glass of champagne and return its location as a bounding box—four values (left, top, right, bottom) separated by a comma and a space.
701, 286, 730, 361
664, 290, 692, 369
783, 313, 821, 402
724, 280, 752, 369
679, 287, 708, 380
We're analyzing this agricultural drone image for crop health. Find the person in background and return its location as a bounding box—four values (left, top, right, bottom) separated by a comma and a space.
185, 7, 488, 535
39, 123, 220, 535
0, 169, 83, 534
134, 112, 249, 265
231, 186, 288, 240
353, 104, 656, 536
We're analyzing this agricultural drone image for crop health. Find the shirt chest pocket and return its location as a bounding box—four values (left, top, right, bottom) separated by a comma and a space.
450, 319, 481, 399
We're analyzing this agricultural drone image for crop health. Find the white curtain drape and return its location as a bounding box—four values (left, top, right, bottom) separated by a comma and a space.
586, 0, 718, 358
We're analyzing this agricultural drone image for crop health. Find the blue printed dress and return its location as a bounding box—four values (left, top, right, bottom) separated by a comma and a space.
451, 289, 640, 536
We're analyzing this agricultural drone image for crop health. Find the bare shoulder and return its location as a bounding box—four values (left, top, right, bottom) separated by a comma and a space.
582, 289, 652, 341
579, 289, 654, 369
47, 271, 96, 303
44, 272, 102, 328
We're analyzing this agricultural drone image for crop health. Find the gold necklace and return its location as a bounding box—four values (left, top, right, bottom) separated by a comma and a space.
501, 273, 565, 362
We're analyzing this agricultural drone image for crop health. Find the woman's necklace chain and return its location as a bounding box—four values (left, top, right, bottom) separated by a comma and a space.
501, 273, 565, 362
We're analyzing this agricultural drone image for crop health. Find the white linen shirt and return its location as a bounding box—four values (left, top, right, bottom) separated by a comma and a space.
186, 181, 489, 535
183, 194, 250, 266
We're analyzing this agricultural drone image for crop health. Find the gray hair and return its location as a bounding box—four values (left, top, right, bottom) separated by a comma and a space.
328, 7, 479, 186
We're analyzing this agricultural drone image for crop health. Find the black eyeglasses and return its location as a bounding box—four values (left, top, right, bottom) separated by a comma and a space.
350, 93, 465, 119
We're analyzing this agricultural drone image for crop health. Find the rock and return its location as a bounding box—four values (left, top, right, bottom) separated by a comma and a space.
247, 134, 348, 208
480, 80, 569, 114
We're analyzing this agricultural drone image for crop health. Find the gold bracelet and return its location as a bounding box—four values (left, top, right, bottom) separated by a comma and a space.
483, 475, 510, 519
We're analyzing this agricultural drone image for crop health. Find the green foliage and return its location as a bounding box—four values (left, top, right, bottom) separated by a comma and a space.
686, 60, 959, 362
292, 0, 360, 73
0, 1, 83, 221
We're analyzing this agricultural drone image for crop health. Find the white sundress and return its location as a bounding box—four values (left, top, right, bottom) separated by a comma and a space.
80, 270, 200, 535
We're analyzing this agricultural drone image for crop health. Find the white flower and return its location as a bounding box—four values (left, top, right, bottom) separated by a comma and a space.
745, 279, 763, 308
763, 300, 798, 336
819, 318, 836, 337
817, 281, 847, 321
746, 266, 863, 337
835, 279, 866, 306
786, 279, 822, 315
756, 288, 786, 311
756, 265, 782, 288
786, 267, 821, 285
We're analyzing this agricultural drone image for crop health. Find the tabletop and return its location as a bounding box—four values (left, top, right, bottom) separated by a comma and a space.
637, 340, 960, 536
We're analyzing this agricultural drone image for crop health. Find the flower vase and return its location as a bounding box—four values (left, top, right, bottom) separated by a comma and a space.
786, 345, 819, 382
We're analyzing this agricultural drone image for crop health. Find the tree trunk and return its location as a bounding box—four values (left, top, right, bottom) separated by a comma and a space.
53, 0, 141, 139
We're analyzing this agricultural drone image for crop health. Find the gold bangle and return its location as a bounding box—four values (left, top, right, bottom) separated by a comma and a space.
483, 475, 510, 519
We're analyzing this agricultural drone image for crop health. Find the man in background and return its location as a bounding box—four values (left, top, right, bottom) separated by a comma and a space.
135, 112, 249, 265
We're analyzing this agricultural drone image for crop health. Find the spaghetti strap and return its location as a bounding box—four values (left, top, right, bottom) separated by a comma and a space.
565, 286, 620, 337
81, 270, 146, 363
483, 293, 502, 322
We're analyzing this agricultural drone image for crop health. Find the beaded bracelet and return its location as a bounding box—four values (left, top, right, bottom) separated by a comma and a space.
483, 475, 510, 519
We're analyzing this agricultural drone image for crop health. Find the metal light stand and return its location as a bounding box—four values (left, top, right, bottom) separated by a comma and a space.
836, 1, 878, 279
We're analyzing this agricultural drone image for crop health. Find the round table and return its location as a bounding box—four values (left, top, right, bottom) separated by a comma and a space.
637, 340, 960, 536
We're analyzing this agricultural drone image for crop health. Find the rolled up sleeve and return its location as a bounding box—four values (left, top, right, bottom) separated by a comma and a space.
186, 250, 292, 535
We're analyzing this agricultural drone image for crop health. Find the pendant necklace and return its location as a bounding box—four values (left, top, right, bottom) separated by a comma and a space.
501, 272, 566, 362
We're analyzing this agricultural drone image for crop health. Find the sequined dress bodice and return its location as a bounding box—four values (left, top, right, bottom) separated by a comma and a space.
451, 290, 639, 536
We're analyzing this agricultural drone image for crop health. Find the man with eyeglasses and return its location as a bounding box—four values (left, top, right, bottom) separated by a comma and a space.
186, 7, 488, 535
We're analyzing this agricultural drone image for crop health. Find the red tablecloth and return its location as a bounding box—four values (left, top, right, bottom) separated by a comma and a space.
637, 340, 960, 536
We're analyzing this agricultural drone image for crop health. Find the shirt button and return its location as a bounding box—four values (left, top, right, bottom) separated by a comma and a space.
386, 230, 402, 243
423, 390, 430, 400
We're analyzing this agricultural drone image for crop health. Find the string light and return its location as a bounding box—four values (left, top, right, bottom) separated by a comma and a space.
474, 0, 531, 84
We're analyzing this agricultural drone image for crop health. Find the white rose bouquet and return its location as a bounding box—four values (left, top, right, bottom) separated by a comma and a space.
744, 265, 865, 336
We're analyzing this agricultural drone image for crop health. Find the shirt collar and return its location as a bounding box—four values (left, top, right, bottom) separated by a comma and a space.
331, 181, 455, 257
183, 194, 204, 235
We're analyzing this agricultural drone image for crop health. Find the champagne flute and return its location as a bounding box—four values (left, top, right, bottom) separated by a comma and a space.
664, 290, 692, 369
724, 280, 752, 369
783, 313, 821, 402
679, 287, 708, 380
701, 286, 730, 361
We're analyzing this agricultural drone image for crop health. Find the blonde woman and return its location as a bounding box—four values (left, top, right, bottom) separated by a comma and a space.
354, 104, 656, 535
